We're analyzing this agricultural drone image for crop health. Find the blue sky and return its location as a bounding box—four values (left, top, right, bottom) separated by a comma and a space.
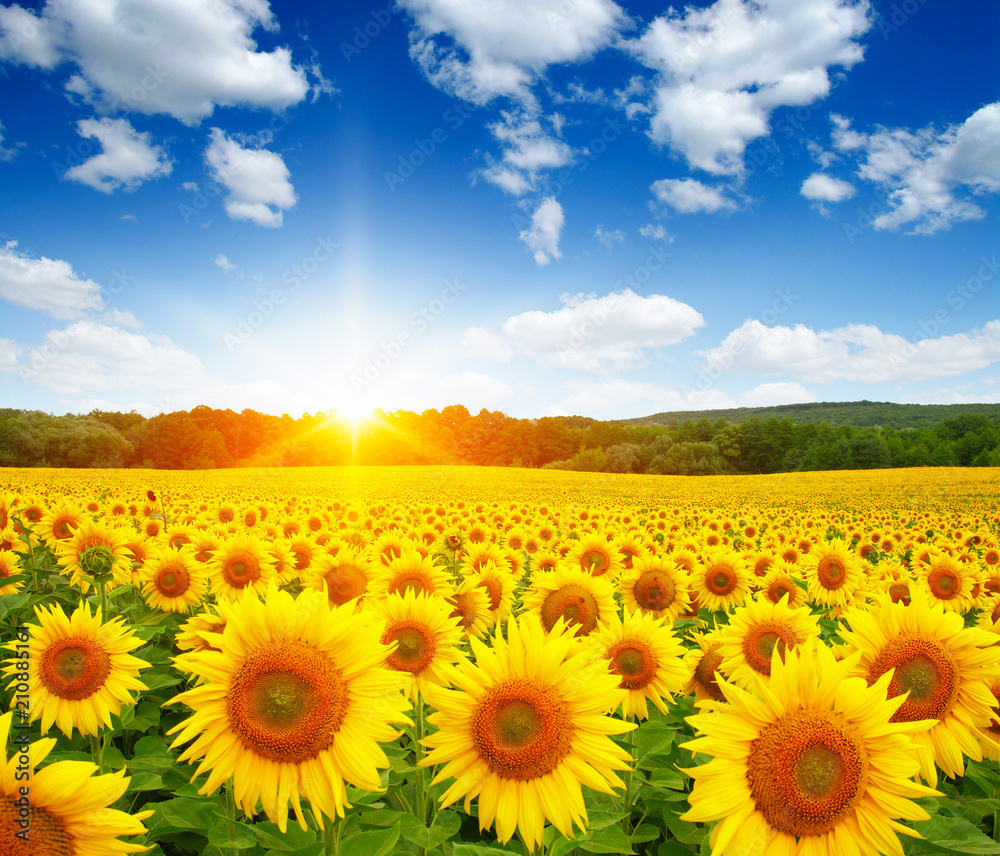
0, 0, 997, 421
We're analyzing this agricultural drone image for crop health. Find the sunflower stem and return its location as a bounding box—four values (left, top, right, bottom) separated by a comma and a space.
414, 695, 427, 828
225, 780, 238, 856
994, 775, 1000, 844
322, 816, 343, 856
621, 717, 637, 837
90, 732, 104, 775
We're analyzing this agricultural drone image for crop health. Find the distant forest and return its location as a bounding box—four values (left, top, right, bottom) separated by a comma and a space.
0, 401, 997, 474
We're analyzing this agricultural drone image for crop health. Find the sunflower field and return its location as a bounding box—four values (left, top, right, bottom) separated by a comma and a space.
1, 464, 999, 856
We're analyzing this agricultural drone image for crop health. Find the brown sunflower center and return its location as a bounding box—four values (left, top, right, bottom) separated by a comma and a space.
926, 567, 958, 599
633, 570, 676, 612
0, 799, 74, 855
472, 677, 573, 781
476, 576, 503, 612
887, 583, 911, 605
448, 592, 478, 629
391, 573, 432, 597
747, 710, 869, 837
705, 565, 737, 596
816, 556, 847, 590
41, 637, 111, 701
742, 624, 796, 676
223, 554, 260, 589
608, 639, 657, 690
987, 686, 1000, 738
582, 550, 610, 575
384, 623, 435, 675
227, 640, 348, 763
693, 644, 726, 702
766, 579, 796, 604
52, 517, 77, 540
323, 564, 368, 605
156, 563, 191, 598
540, 584, 599, 636
867, 636, 958, 722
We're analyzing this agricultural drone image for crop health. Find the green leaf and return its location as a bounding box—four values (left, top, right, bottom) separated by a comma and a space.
453, 845, 526, 856
124, 771, 163, 792
658, 842, 698, 856
151, 796, 220, 832
251, 820, 318, 852
354, 808, 408, 827
585, 810, 628, 830
399, 809, 462, 849
913, 815, 1000, 854
341, 824, 400, 856
578, 825, 635, 854
125, 700, 160, 731
629, 823, 661, 845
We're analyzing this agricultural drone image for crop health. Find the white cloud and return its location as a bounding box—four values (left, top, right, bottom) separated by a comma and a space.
698, 318, 1000, 384
628, 0, 871, 175
434, 371, 515, 402
461, 326, 513, 362
830, 113, 866, 151
650, 177, 738, 214
481, 110, 574, 195
518, 196, 564, 265
595, 225, 625, 249
855, 102, 1000, 234
0, 119, 19, 161
101, 307, 141, 329
0, 241, 104, 319
5, 319, 286, 410
550, 378, 735, 415
474, 288, 704, 372
739, 381, 816, 407
64, 118, 172, 194
0, 338, 21, 372
214, 253, 236, 271
204, 128, 297, 227
0, 0, 311, 125
400, 0, 629, 108
639, 223, 673, 241
181, 181, 199, 192
800, 172, 855, 202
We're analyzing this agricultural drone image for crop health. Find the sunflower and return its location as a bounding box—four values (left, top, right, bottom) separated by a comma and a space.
367, 590, 466, 700
37, 500, 85, 546
464, 560, 517, 626
55, 518, 134, 592
4, 601, 148, 738
840, 592, 1000, 784
757, 562, 807, 608
805, 538, 864, 608
521, 564, 618, 638
0, 550, 23, 595
617, 555, 690, 622
141, 547, 208, 613
420, 613, 635, 851
590, 608, 687, 719
915, 551, 977, 613
446, 578, 493, 640
306, 546, 374, 607
681, 638, 939, 856
0, 711, 153, 854
567, 532, 621, 579
683, 630, 728, 703
207, 533, 276, 599
369, 550, 454, 599
690, 547, 751, 613
717, 593, 821, 688
174, 599, 240, 657
168, 584, 412, 833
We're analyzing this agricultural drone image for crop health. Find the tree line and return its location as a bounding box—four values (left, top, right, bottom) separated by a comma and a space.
0, 404, 997, 474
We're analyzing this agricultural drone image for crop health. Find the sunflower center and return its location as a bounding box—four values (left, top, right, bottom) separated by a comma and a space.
472, 677, 573, 781
608, 640, 656, 689
53, 517, 76, 540
742, 625, 794, 676
477, 577, 503, 611
766, 580, 796, 604
582, 550, 610, 575
693, 644, 726, 702
227, 640, 349, 763
223, 555, 260, 588
705, 565, 737, 596
987, 686, 1000, 738
41, 637, 111, 701
633, 570, 676, 611
0, 799, 74, 856
384, 623, 435, 675
867, 636, 958, 722
926, 568, 958, 599
887, 583, 911, 605
392, 573, 431, 597
540, 584, 599, 636
323, 564, 368, 605
156, 564, 191, 598
816, 556, 846, 590
448, 592, 477, 629
747, 709, 869, 837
